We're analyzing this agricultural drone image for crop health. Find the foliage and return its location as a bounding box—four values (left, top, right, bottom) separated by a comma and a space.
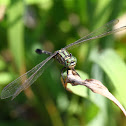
0, 0, 126, 126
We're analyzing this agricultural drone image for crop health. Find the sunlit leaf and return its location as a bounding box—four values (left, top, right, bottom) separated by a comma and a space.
0, 0, 10, 5
0, 72, 13, 85
90, 48, 126, 107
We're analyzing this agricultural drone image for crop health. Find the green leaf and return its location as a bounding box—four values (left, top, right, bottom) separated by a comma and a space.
90, 48, 126, 107
26, 0, 53, 10
0, 0, 10, 5
7, 0, 24, 71
0, 72, 13, 85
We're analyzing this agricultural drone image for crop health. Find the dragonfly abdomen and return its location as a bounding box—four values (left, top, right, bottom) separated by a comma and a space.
36, 49, 52, 55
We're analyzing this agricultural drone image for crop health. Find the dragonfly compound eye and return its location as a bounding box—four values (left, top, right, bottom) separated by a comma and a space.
65, 59, 71, 66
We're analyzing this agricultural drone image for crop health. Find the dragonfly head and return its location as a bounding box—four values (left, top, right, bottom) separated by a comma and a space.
65, 54, 77, 69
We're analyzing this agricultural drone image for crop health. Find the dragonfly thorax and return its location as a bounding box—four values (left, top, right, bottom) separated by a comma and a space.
55, 49, 77, 69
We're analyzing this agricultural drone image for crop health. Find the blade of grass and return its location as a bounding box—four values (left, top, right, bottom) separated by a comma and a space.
90, 48, 126, 107
7, 0, 25, 71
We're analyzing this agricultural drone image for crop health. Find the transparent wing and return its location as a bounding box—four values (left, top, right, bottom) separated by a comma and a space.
1, 53, 56, 100
64, 19, 126, 49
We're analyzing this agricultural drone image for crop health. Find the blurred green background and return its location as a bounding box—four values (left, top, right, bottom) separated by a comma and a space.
0, 0, 126, 126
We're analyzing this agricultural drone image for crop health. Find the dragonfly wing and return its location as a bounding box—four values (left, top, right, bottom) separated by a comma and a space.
1, 53, 56, 100
64, 19, 126, 49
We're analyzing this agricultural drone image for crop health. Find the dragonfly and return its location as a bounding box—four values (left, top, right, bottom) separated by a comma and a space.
1, 19, 126, 100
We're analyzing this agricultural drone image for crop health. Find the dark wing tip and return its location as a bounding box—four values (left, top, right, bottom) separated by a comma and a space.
35, 49, 42, 54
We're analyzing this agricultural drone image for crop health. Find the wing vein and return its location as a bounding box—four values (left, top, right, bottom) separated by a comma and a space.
1, 53, 56, 100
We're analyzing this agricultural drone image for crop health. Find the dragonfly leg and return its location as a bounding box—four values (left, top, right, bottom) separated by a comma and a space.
35, 49, 52, 55
61, 68, 78, 89
61, 67, 68, 88
72, 68, 80, 77
61, 68, 80, 88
